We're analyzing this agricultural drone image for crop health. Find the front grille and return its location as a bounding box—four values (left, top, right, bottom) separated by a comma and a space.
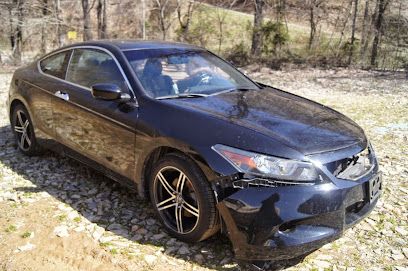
232, 178, 315, 189
326, 146, 375, 181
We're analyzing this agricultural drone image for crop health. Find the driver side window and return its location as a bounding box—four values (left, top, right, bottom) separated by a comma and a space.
66, 49, 128, 92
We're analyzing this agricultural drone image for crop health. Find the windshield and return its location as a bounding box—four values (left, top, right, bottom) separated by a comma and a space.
123, 48, 259, 99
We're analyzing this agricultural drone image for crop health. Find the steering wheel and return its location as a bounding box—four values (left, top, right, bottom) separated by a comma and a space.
195, 71, 212, 86
183, 71, 213, 93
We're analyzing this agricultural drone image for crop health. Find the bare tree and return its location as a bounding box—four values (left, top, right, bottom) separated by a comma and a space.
54, 0, 63, 46
81, 0, 93, 41
40, 0, 48, 54
348, 0, 359, 65
360, 0, 371, 59
251, 0, 265, 56
176, 0, 194, 42
142, 0, 146, 39
153, 0, 177, 40
3, 0, 25, 64
307, 0, 324, 50
97, 0, 107, 39
370, 0, 390, 66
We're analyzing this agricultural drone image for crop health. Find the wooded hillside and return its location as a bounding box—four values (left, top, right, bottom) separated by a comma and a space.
0, 0, 407, 70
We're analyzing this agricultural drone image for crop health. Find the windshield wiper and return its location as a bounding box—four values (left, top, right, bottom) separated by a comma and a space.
156, 93, 209, 100
214, 87, 258, 95
227, 87, 257, 92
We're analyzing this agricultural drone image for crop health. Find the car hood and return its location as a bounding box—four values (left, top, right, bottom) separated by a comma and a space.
164, 87, 366, 155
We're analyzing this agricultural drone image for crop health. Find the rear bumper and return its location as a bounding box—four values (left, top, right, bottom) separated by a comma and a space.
217, 171, 381, 261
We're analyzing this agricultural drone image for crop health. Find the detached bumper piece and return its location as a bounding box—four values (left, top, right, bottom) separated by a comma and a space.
217, 172, 381, 261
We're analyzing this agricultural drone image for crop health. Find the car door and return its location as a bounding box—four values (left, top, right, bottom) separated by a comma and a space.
29, 50, 71, 142
52, 47, 137, 180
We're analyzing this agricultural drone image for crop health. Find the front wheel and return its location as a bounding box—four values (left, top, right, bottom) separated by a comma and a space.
149, 154, 218, 242
11, 104, 42, 156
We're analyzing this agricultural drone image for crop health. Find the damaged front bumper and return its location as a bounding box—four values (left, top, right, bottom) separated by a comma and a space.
216, 170, 382, 261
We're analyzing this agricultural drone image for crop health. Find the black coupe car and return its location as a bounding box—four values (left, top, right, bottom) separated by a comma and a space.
7, 40, 382, 261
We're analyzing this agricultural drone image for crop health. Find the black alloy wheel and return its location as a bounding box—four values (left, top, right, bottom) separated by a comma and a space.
149, 154, 218, 242
11, 104, 41, 155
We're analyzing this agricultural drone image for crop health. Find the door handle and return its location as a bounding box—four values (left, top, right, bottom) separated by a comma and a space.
54, 90, 69, 101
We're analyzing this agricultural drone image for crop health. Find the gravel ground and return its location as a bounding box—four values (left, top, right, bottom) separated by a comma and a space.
0, 67, 407, 271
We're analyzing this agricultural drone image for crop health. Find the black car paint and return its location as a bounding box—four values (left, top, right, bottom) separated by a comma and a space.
7, 40, 380, 261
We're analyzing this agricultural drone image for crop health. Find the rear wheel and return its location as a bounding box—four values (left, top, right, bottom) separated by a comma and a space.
11, 104, 42, 156
149, 154, 218, 242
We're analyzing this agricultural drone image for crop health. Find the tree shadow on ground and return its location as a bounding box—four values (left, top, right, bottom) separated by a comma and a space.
0, 124, 307, 271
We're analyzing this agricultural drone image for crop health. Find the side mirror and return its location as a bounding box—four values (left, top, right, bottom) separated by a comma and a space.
91, 83, 130, 102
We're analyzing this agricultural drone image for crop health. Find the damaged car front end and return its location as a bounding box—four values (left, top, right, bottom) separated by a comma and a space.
212, 143, 381, 261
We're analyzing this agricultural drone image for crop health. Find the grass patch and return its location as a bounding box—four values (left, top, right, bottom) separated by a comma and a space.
5, 225, 17, 233
21, 231, 31, 238
100, 242, 112, 248
110, 248, 119, 255
57, 214, 67, 222
73, 217, 81, 223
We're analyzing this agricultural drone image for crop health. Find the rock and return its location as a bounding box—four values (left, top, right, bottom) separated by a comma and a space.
395, 227, 407, 236
88, 188, 98, 195
67, 211, 79, 220
73, 226, 85, 232
131, 234, 143, 241
146, 218, 156, 226
391, 253, 405, 261
166, 238, 177, 246
16, 243, 36, 252
194, 254, 205, 264
152, 233, 166, 240
3, 191, 18, 202
317, 254, 334, 261
164, 246, 178, 254
144, 254, 157, 265
313, 260, 332, 269
99, 235, 116, 243
220, 257, 231, 265
402, 247, 408, 259
178, 246, 190, 255
107, 223, 123, 231
53, 225, 69, 237
92, 226, 105, 241
131, 225, 139, 232
135, 227, 147, 235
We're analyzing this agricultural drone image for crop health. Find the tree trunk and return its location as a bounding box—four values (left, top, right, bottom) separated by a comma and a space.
393, 0, 402, 70
13, 0, 24, 64
216, 9, 226, 54
308, 3, 316, 50
360, 0, 370, 59
97, 0, 107, 39
55, 0, 63, 46
82, 0, 93, 41
142, 0, 146, 39
348, 0, 358, 65
251, 0, 264, 57
370, 0, 388, 67
41, 0, 48, 54
177, 0, 193, 42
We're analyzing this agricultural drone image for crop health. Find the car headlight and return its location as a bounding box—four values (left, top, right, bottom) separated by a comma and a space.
212, 144, 319, 181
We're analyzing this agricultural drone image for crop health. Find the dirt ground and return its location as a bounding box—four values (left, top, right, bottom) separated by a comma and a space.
0, 66, 407, 271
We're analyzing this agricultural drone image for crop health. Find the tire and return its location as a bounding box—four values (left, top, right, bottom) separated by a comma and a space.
11, 104, 42, 156
149, 153, 218, 243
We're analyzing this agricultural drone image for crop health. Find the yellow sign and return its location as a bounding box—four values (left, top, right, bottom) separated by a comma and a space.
67, 31, 77, 40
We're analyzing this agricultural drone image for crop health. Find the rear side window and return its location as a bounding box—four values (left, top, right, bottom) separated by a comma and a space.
66, 49, 127, 91
39, 51, 70, 79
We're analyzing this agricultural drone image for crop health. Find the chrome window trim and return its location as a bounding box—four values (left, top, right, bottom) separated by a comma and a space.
23, 79, 136, 132
37, 45, 137, 104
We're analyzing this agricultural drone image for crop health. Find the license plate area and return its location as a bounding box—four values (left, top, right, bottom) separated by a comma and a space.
368, 173, 382, 203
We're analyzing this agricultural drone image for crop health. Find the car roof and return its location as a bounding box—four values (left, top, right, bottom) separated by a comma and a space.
63, 40, 202, 51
